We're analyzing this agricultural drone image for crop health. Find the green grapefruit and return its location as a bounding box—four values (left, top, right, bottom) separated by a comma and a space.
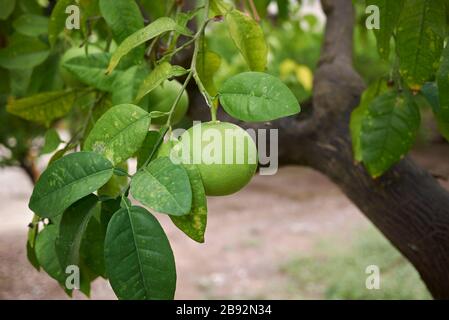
180, 121, 258, 196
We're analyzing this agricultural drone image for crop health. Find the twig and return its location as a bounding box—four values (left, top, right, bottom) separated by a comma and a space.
247, 0, 260, 21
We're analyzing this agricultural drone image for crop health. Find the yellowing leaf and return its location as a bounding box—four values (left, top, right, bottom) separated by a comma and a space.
83, 104, 150, 165
7, 90, 75, 126
170, 164, 207, 243
196, 50, 221, 96
295, 66, 313, 91
99, 0, 144, 65
279, 59, 313, 91
279, 59, 297, 77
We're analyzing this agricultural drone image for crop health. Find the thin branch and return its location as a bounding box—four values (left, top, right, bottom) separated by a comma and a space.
247, 0, 260, 22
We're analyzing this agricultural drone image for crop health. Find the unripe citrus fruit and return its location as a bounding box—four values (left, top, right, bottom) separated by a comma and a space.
180, 121, 258, 196
147, 80, 189, 125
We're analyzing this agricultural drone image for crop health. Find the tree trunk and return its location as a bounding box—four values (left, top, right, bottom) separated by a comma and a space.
187, 0, 449, 298
304, 105, 449, 299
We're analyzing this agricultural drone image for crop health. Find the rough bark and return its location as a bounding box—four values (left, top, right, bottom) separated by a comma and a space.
187, 0, 449, 298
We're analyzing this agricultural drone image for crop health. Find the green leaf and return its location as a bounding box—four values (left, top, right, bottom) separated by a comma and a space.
100, 197, 121, 230
360, 91, 421, 177
436, 43, 449, 118
0, 0, 16, 20
210, 0, 232, 16
19, 0, 42, 14
99, 0, 144, 65
172, 9, 202, 49
7, 90, 75, 126
26, 214, 40, 271
63, 53, 125, 92
98, 162, 129, 198
170, 164, 207, 243
226, 9, 268, 72
80, 207, 107, 278
130, 157, 192, 216
29, 152, 114, 218
135, 62, 187, 103
396, 0, 446, 89
106, 17, 192, 74
13, 14, 49, 36
149, 110, 170, 119
92, 95, 113, 120
9, 68, 33, 97
104, 205, 176, 300
219, 71, 300, 122
40, 128, 62, 155
0, 35, 49, 70
366, 0, 404, 59
36, 224, 93, 297
56, 194, 99, 270
196, 49, 221, 97
78, 263, 94, 297
350, 80, 388, 162
35, 225, 70, 288
100, 1, 143, 45
139, 0, 167, 20
48, 0, 75, 47
111, 65, 150, 105
83, 104, 150, 165
28, 53, 64, 94
276, 0, 289, 20
82, 95, 113, 142
26, 239, 40, 271
136, 131, 160, 169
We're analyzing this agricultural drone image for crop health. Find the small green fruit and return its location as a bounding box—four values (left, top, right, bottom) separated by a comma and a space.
147, 80, 189, 125
180, 121, 258, 196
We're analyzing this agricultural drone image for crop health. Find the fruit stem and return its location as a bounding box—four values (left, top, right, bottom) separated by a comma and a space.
210, 100, 218, 122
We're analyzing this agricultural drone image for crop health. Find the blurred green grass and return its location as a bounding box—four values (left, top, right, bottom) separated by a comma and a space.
280, 226, 431, 299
